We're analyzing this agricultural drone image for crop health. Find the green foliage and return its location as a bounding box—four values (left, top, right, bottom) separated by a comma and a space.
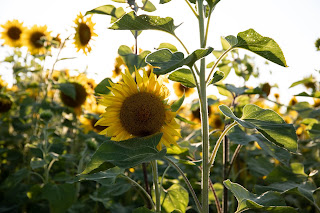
168, 68, 196, 88
94, 78, 112, 95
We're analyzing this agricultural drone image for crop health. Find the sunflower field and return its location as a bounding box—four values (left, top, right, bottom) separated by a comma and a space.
0, 1, 320, 213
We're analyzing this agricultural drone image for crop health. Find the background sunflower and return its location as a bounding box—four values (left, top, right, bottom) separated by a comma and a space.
73, 13, 97, 55
22, 24, 51, 55
0, 19, 25, 47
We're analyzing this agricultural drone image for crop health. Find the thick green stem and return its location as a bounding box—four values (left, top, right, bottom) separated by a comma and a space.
151, 160, 161, 213
197, 0, 210, 212
209, 121, 237, 167
165, 156, 202, 212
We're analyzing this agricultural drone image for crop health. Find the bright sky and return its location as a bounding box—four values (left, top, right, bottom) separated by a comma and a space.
1, 0, 320, 104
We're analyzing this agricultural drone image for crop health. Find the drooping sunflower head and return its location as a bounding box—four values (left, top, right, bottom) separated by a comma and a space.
173, 82, 195, 98
73, 13, 97, 55
60, 82, 87, 108
1, 20, 26, 47
22, 25, 51, 55
95, 70, 181, 150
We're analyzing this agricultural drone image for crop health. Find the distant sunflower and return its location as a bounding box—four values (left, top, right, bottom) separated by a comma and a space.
95, 70, 181, 150
112, 55, 125, 78
60, 82, 87, 108
0, 94, 13, 113
73, 13, 97, 55
173, 82, 195, 97
22, 25, 51, 55
0, 76, 8, 90
1, 20, 25, 47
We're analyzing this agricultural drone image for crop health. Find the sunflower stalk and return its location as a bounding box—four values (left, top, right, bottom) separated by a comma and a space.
151, 160, 161, 213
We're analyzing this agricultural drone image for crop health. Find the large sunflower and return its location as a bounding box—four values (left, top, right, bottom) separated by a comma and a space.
96, 70, 181, 150
73, 13, 97, 55
1, 20, 26, 47
22, 25, 51, 55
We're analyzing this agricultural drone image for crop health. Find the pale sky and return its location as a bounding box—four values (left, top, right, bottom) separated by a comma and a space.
1, 0, 320, 104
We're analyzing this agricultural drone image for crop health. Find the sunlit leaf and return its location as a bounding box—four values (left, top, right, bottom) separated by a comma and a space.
225, 29, 287, 67
158, 43, 178, 52
224, 180, 298, 213
86, 5, 125, 23
208, 70, 224, 84
110, 11, 179, 36
82, 133, 165, 174
156, 184, 189, 213
168, 68, 196, 88
146, 47, 213, 74
118, 45, 151, 73
219, 104, 297, 152
141, 0, 156, 12
171, 93, 185, 112
160, 0, 172, 3
94, 78, 113, 95
176, 115, 196, 125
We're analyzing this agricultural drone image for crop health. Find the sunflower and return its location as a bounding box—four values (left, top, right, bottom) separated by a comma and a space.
0, 94, 13, 113
60, 82, 87, 108
22, 25, 51, 55
1, 20, 26, 47
95, 70, 181, 150
112, 55, 125, 78
73, 13, 97, 55
173, 82, 195, 97
0, 76, 8, 90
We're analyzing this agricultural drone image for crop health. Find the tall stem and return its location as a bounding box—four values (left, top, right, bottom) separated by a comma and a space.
222, 136, 229, 213
151, 160, 161, 213
197, 0, 209, 212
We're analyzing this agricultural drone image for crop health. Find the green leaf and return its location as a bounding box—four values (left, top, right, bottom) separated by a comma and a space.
168, 68, 196, 88
42, 183, 76, 213
158, 184, 189, 213
160, 0, 172, 3
295, 91, 320, 98
175, 114, 196, 125
30, 157, 46, 170
110, 11, 179, 36
146, 49, 185, 74
183, 47, 213, 67
224, 180, 298, 213
133, 207, 155, 213
226, 29, 287, 67
265, 164, 308, 183
55, 83, 76, 100
206, 0, 221, 10
208, 70, 224, 84
255, 181, 317, 203
86, 5, 125, 23
82, 133, 165, 174
158, 43, 178, 52
146, 47, 213, 75
224, 35, 238, 47
219, 104, 297, 152
171, 94, 185, 112
141, 0, 156, 12
228, 127, 291, 166
112, 0, 126, 2
73, 167, 124, 184
118, 45, 151, 73
308, 123, 320, 140
289, 76, 315, 88
94, 78, 113, 95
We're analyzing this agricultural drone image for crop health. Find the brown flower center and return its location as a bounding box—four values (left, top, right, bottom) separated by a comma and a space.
120, 92, 166, 137
30, 31, 45, 48
7, 27, 22, 40
192, 106, 212, 120
79, 23, 91, 45
60, 82, 87, 108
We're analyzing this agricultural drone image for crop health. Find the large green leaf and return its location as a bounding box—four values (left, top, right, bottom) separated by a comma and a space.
42, 183, 76, 213
265, 163, 308, 183
156, 184, 189, 213
82, 133, 165, 174
109, 11, 179, 36
168, 68, 196, 88
228, 127, 291, 166
255, 181, 317, 203
219, 104, 297, 152
118, 45, 151, 73
146, 47, 213, 74
224, 180, 297, 213
94, 78, 113, 95
225, 29, 287, 67
86, 5, 125, 23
